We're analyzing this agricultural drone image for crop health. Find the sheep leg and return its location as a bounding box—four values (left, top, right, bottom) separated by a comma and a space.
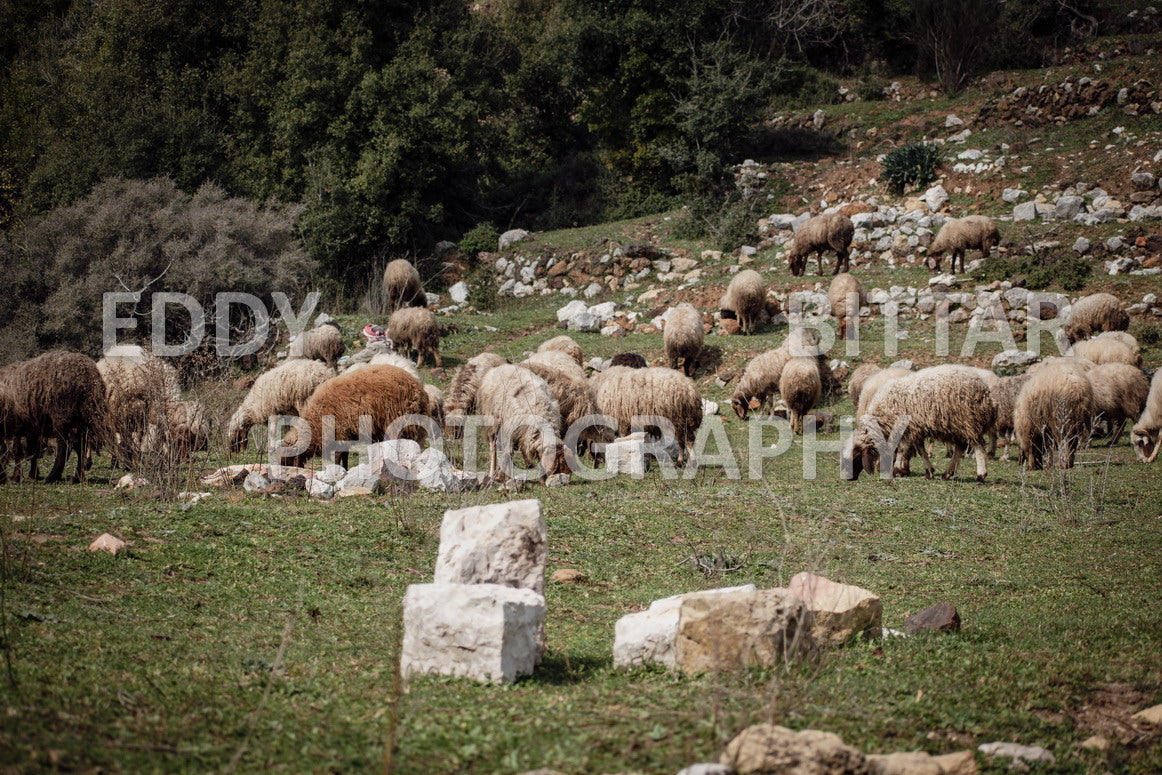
73, 430, 87, 484
915, 442, 935, 479
433, 349, 442, 368
1107, 418, 1126, 447
816, 251, 825, 275
1147, 437, 1162, 463
973, 438, 988, 483
942, 445, 964, 479
44, 434, 69, 484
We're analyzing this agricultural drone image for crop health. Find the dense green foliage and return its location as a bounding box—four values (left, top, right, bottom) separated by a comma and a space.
0, 0, 1106, 279
973, 250, 1093, 291
881, 142, 941, 194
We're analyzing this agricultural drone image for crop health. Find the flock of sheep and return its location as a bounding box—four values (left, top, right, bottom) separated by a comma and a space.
1, 220, 1160, 487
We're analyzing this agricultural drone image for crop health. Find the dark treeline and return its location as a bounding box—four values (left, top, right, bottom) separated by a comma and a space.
0, 0, 1109, 281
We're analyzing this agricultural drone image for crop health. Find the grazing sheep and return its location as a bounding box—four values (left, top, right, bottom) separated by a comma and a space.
97, 348, 182, 466
721, 270, 767, 334
1069, 331, 1142, 368
779, 357, 822, 433
388, 307, 442, 367
289, 322, 345, 367
927, 216, 1000, 273
731, 349, 792, 420
521, 361, 610, 461
423, 384, 446, 427
445, 353, 508, 425
1131, 370, 1162, 462
855, 367, 912, 418
848, 363, 881, 410
663, 303, 704, 376
142, 399, 210, 461
845, 365, 996, 483
828, 273, 865, 340
2, 351, 110, 483
523, 350, 587, 382
280, 365, 431, 467
593, 366, 702, 465
1014, 360, 1095, 470
610, 353, 648, 369
1063, 293, 1129, 342
537, 335, 583, 366
990, 373, 1032, 460
383, 259, 425, 311
476, 365, 565, 482
1086, 363, 1150, 446
344, 348, 423, 380
786, 212, 854, 276
226, 359, 336, 451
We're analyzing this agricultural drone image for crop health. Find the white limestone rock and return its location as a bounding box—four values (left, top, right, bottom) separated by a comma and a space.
613, 585, 756, 670
435, 499, 547, 595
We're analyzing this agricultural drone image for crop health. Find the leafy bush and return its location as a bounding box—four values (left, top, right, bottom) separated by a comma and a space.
881, 142, 940, 194
458, 223, 500, 259
972, 252, 1092, 292
0, 177, 315, 361
855, 78, 887, 101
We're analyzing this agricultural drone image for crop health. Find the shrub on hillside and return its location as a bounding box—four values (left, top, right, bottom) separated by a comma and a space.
972, 252, 1092, 292
0, 177, 315, 363
881, 142, 940, 194
458, 223, 501, 259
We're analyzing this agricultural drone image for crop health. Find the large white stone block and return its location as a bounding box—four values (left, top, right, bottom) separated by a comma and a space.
401, 583, 545, 684
434, 499, 546, 595
613, 585, 756, 669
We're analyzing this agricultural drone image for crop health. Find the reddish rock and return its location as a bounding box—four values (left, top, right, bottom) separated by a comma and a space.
719, 318, 742, 336
904, 602, 961, 634
548, 261, 570, 277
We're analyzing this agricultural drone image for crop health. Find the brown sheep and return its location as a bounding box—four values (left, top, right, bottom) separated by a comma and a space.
990, 373, 1032, 460
288, 323, 345, 367
388, 307, 442, 367
663, 303, 704, 376
1086, 363, 1150, 446
280, 365, 431, 467
828, 273, 865, 340
721, 270, 767, 335
382, 259, 425, 311
927, 216, 1000, 273
1063, 293, 1129, 342
1131, 370, 1162, 462
445, 353, 508, 430
537, 335, 583, 366
1, 351, 110, 483
786, 212, 854, 276
610, 353, 648, 369
846, 365, 996, 483
779, 357, 822, 434
1014, 360, 1094, 470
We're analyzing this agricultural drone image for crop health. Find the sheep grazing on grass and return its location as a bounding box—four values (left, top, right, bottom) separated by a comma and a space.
610, 352, 647, 369
731, 349, 792, 420
721, 270, 767, 334
779, 357, 821, 434
424, 384, 445, 427
537, 335, 583, 366
593, 366, 702, 465
226, 359, 335, 451
476, 365, 565, 483
927, 216, 1000, 273
828, 273, 865, 339
344, 348, 422, 380
1, 351, 109, 484
289, 322, 344, 367
280, 365, 431, 468
382, 259, 425, 311
1069, 331, 1141, 368
1063, 293, 1129, 342
1014, 360, 1094, 470
663, 303, 704, 376
523, 350, 587, 381
445, 353, 507, 420
1087, 363, 1150, 446
142, 399, 210, 461
845, 365, 996, 483
990, 373, 1032, 460
521, 361, 609, 462
848, 363, 881, 410
855, 367, 911, 418
97, 348, 182, 467
786, 212, 854, 276
388, 307, 442, 367
1131, 370, 1162, 462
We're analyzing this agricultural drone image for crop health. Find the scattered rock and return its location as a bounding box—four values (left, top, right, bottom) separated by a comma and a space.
87, 533, 127, 555
498, 229, 530, 250
1054, 195, 1085, 221
449, 281, 469, 304
1132, 703, 1162, 725
945, 114, 964, 128
613, 585, 756, 670
787, 572, 882, 646
1001, 188, 1027, 203
1131, 171, 1157, 190
401, 583, 545, 684
676, 588, 816, 673
435, 499, 547, 595
992, 350, 1037, 369
1079, 736, 1109, 752
243, 472, 271, 492
904, 602, 961, 634
337, 486, 374, 498
977, 742, 1054, 767
922, 185, 949, 213
1073, 237, 1091, 254
678, 764, 735, 775
721, 724, 866, 775
115, 474, 149, 490
551, 568, 587, 583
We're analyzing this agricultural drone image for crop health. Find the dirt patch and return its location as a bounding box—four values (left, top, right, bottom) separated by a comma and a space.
1069, 682, 1158, 743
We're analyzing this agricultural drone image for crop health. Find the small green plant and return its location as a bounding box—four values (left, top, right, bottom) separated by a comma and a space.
855, 78, 886, 101
973, 252, 1092, 292
458, 223, 500, 258
881, 142, 940, 194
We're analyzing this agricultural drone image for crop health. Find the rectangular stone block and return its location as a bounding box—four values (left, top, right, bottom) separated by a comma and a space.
401, 583, 545, 684
788, 572, 882, 646
613, 585, 756, 670
675, 588, 815, 673
434, 499, 546, 595
604, 439, 648, 477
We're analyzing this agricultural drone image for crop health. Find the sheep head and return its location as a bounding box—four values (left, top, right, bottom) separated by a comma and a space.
1132, 425, 1161, 463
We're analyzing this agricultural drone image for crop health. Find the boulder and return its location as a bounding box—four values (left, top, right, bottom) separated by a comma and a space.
498, 229, 530, 250
88, 533, 127, 555
566, 312, 601, 332
400, 583, 545, 684
787, 572, 882, 646
1012, 201, 1039, 221
904, 603, 962, 635
721, 724, 867, 775
1001, 188, 1026, 203
1054, 196, 1086, 221
991, 350, 1037, 369
867, 750, 977, 775
556, 299, 588, 323
612, 585, 756, 670
434, 499, 547, 594
675, 587, 816, 673
1131, 171, 1157, 190
976, 742, 1054, 767
449, 281, 469, 304
922, 185, 949, 213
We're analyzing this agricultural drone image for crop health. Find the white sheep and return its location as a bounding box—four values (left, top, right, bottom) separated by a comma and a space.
1086, 363, 1150, 446
476, 364, 565, 482
288, 322, 344, 367
1131, 369, 1162, 462
721, 270, 767, 335
1069, 331, 1141, 368
779, 357, 821, 434
382, 259, 425, 311
1014, 359, 1095, 470
828, 273, 865, 340
592, 366, 702, 465
537, 335, 583, 366
663, 303, 704, 376
226, 359, 336, 451
1063, 292, 1129, 342
927, 216, 1000, 273
387, 306, 442, 367
523, 350, 587, 382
